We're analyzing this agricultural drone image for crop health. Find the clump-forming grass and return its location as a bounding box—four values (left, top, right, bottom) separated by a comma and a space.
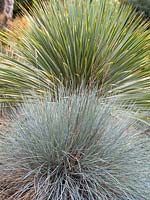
0, 91, 150, 200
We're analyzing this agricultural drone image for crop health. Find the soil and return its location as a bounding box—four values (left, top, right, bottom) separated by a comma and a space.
0, 117, 12, 134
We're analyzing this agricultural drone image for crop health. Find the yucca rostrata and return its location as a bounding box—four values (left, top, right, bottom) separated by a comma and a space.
0, 90, 150, 199
0, 0, 150, 114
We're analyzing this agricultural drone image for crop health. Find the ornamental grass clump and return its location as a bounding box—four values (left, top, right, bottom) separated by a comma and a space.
0, 0, 150, 112
0, 91, 150, 199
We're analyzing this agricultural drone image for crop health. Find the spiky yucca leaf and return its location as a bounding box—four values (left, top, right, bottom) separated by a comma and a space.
0, 91, 150, 199
0, 0, 150, 111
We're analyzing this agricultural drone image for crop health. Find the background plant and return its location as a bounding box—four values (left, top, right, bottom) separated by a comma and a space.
0, 90, 150, 199
0, 0, 33, 17
120, 0, 150, 18
0, 0, 150, 115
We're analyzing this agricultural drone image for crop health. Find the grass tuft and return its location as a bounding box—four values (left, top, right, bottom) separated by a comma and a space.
0, 90, 150, 199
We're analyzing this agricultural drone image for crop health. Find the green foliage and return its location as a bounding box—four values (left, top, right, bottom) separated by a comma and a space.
0, 0, 150, 113
0, 91, 150, 199
13, 0, 33, 17
121, 0, 150, 18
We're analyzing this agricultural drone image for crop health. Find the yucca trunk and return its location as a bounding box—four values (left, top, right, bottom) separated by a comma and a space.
0, 0, 14, 27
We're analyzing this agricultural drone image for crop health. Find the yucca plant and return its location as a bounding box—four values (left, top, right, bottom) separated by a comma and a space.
0, 90, 149, 199
0, 0, 150, 112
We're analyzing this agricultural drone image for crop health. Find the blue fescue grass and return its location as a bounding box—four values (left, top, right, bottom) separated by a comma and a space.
0, 90, 150, 199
